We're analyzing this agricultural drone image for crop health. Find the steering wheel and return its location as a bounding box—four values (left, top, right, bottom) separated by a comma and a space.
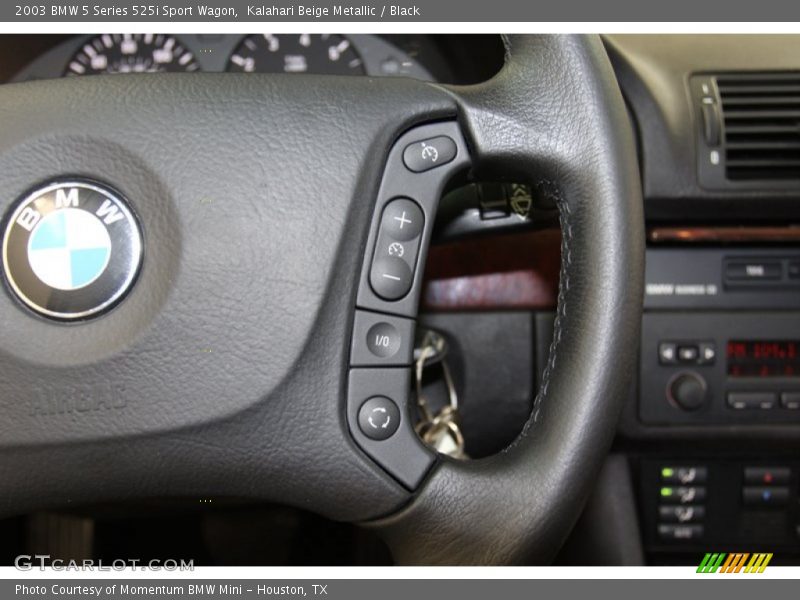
0, 35, 643, 565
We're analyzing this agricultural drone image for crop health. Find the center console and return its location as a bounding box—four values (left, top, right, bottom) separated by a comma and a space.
632, 244, 800, 562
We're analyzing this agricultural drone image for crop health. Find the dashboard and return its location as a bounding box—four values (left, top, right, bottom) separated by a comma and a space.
4, 34, 505, 84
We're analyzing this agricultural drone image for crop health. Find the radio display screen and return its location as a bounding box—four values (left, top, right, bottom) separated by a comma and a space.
727, 340, 800, 377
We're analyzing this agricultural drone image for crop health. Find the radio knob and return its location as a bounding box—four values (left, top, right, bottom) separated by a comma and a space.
668, 372, 707, 411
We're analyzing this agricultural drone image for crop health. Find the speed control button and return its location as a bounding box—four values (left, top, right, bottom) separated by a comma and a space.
381, 198, 424, 242
370, 257, 413, 300
351, 310, 415, 367
358, 396, 401, 441
403, 136, 457, 173
366, 322, 401, 358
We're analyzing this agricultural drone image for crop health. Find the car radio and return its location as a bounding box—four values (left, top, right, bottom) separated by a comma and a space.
640, 247, 800, 426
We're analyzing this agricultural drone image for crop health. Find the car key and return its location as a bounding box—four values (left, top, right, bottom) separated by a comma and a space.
413, 329, 468, 459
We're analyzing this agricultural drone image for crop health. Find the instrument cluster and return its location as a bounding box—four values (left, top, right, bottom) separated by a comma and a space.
12, 34, 436, 81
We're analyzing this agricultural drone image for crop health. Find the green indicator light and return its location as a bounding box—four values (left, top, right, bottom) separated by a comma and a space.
660, 487, 673, 497
661, 467, 674, 478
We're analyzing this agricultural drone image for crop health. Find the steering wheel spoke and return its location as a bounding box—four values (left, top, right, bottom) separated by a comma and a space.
0, 71, 455, 521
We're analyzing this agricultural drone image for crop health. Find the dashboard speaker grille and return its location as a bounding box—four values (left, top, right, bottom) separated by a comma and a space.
718, 73, 800, 181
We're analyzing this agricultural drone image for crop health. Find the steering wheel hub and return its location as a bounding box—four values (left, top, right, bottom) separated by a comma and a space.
2, 179, 142, 320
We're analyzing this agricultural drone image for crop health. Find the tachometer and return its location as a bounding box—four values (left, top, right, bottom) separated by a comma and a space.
227, 34, 366, 75
65, 34, 199, 76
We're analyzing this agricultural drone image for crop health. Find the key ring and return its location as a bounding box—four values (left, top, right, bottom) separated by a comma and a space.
413, 328, 467, 459
414, 329, 453, 423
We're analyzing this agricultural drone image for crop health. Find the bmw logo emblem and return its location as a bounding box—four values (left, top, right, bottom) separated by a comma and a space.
2, 180, 142, 320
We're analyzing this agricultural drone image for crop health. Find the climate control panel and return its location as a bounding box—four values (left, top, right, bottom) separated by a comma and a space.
640, 459, 800, 556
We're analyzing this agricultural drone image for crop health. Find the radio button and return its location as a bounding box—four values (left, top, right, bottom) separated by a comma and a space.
781, 392, 800, 410
725, 260, 782, 281
668, 373, 707, 411
697, 342, 716, 365
658, 342, 678, 365
727, 391, 777, 410
677, 345, 699, 362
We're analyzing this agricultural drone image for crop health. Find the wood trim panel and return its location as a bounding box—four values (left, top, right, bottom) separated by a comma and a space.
421, 229, 561, 311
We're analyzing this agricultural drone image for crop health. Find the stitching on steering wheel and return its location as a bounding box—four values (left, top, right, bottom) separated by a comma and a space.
510, 180, 571, 446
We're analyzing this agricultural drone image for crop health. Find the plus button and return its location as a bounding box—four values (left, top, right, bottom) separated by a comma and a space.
393, 211, 412, 229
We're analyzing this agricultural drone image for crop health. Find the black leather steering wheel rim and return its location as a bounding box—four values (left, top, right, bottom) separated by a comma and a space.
372, 35, 644, 564
0, 34, 643, 566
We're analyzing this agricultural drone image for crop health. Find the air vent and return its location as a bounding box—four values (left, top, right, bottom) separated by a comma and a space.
718, 73, 800, 181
